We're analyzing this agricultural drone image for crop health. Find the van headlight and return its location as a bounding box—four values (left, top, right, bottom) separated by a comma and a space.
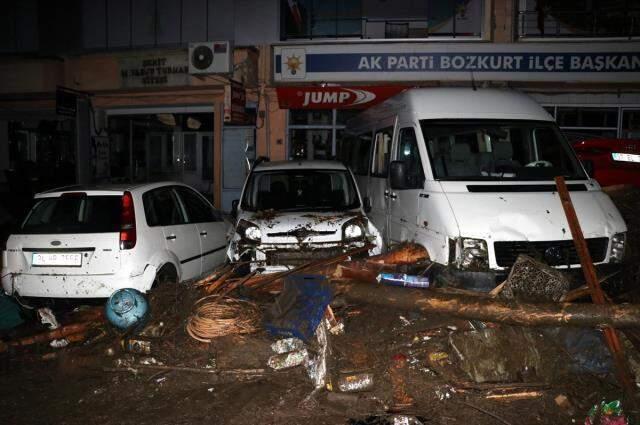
343, 222, 364, 241
237, 219, 262, 243
460, 238, 489, 270
609, 232, 626, 263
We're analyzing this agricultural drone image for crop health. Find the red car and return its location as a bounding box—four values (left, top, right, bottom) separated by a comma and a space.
566, 133, 640, 188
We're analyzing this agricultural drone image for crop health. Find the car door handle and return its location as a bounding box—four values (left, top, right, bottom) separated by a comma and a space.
166, 235, 177, 240
384, 189, 390, 198
389, 192, 397, 200
199, 231, 208, 236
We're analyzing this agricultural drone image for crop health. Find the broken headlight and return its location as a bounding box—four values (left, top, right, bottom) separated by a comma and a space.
459, 238, 489, 270
236, 219, 262, 243
342, 221, 364, 241
609, 232, 626, 263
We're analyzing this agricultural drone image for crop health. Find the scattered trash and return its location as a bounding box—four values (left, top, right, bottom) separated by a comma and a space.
449, 327, 549, 383
328, 373, 374, 393
545, 328, 612, 374
348, 415, 425, 425
427, 351, 449, 366
305, 321, 330, 389
555, 394, 575, 416
121, 337, 152, 355
377, 273, 430, 288
501, 255, 570, 302
264, 274, 333, 341
267, 349, 308, 370
390, 353, 414, 409
38, 307, 69, 348
140, 321, 165, 338
271, 337, 305, 354
398, 316, 411, 327
186, 296, 260, 342
105, 288, 149, 331
485, 390, 543, 400
585, 400, 629, 425
434, 384, 456, 401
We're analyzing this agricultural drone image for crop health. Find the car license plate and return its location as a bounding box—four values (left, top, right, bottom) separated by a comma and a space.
612, 152, 640, 163
32, 252, 82, 267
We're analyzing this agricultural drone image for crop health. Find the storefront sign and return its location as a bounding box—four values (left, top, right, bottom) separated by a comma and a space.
276, 86, 406, 109
274, 43, 640, 83
224, 81, 250, 124
119, 52, 189, 88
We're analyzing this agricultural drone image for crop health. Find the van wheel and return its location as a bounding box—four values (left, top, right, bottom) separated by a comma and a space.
153, 264, 178, 288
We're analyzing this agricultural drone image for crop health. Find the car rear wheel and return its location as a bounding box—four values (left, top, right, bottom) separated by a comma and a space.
153, 264, 178, 288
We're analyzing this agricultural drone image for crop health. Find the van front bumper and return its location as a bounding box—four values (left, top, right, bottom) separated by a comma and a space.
1, 265, 157, 298
437, 262, 624, 292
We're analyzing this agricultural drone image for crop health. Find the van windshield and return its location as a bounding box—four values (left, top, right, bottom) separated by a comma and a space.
420, 120, 586, 181
20, 195, 122, 234
241, 169, 360, 212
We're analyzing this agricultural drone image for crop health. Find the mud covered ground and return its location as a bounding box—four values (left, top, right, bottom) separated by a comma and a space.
0, 187, 639, 425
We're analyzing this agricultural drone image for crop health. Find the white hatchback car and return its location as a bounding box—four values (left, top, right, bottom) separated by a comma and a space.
1, 182, 228, 298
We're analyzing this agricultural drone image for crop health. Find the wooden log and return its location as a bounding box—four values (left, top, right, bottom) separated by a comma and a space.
332, 280, 640, 328
366, 243, 429, 265
0, 322, 98, 352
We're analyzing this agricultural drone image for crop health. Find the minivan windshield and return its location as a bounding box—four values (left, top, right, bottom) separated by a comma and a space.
241, 169, 360, 212
20, 195, 121, 234
420, 120, 586, 181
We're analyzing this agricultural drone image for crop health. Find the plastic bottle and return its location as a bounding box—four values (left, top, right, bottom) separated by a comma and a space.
377, 273, 430, 288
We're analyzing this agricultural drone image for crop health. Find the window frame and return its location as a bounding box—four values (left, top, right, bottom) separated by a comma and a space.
173, 185, 222, 224
371, 126, 394, 178
142, 186, 187, 227
395, 127, 425, 190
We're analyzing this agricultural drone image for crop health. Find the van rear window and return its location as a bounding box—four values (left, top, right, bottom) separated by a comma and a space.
20, 195, 122, 234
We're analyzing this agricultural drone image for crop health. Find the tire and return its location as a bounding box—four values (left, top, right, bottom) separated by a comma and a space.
153, 264, 178, 288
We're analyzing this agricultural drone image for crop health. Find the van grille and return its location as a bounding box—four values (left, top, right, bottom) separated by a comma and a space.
494, 238, 609, 268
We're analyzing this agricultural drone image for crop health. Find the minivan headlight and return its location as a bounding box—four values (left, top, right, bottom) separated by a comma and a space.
343, 222, 364, 241
609, 232, 626, 263
460, 238, 489, 270
237, 219, 262, 242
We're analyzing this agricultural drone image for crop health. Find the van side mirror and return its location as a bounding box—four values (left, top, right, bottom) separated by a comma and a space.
363, 197, 372, 213
390, 161, 407, 190
231, 199, 239, 219
581, 159, 595, 178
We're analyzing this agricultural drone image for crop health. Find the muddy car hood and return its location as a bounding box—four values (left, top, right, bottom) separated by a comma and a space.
241, 210, 364, 243
443, 188, 626, 242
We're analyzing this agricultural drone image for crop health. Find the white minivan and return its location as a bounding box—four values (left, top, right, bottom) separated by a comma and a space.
340, 88, 626, 287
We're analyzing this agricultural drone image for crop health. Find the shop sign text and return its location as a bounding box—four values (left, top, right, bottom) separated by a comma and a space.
120, 53, 189, 88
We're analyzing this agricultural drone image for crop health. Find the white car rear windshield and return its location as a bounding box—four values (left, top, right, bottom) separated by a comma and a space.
241, 169, 360, 212
20, 195, 121, 234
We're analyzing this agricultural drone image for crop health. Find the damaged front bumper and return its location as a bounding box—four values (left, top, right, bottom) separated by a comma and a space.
228, 239, 379, 273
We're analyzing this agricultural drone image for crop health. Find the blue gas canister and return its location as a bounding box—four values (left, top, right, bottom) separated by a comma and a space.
105, 288, 149, 331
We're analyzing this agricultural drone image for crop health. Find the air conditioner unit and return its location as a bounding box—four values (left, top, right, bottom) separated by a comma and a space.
188, 41, 232, 75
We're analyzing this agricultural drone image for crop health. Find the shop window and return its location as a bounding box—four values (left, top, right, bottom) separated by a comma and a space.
396, 128, 425, 189
372, 127, 393, 177
281, 0, 484, 40
517, 0, 640, 38
622, 110, 640, 139
288, 109, 359, 160
555, 107, 619, 138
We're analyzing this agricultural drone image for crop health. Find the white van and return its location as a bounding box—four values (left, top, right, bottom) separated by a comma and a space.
340, 88, 626, 287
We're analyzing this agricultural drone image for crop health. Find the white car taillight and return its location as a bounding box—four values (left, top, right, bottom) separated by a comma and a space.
120, 191, 136, 250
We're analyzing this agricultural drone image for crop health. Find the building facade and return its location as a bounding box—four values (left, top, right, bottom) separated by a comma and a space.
1, 0, 639, 211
